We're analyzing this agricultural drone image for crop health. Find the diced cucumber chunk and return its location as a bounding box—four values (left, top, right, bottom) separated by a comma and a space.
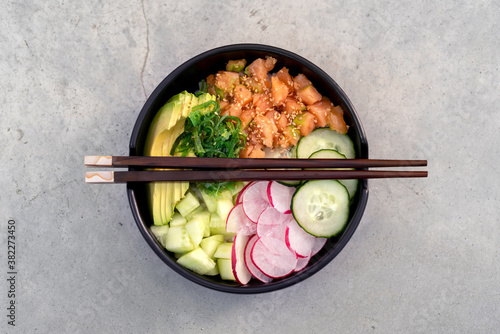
186, 216, 207, 247
216, 198, 234, 223
218, 190, 233, 201
226, 59, 246, 72
213, 242, 233, 259
169, 212, 187, 227
200, 191, 218, 213
217, 258, 236, 281
176, 192, 200, 217
204, 265, 220, 276
200, 235, 224, 258
204, 220, 211, 237
177, 248, 216, 275
188, 210, 211, 238
185, 205, 204, 221
150, 225, 169, 248
192, 211, 211, 226
209, 212, 226, 235
163, 226, 194, 253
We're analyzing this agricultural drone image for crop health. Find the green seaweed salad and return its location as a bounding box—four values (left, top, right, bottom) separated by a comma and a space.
170, 100, 247, 196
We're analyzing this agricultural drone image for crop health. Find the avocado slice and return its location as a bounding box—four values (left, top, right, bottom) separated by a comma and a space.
150, 182, 163, 226
144, 93, 184, 156
147, 130, 172, 225
144, 91, 215, 225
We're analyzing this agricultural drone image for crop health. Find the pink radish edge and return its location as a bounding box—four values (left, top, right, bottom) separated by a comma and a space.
285, 219, 317, 258
267, 181, 294, 214
242, 181, 271, 223
226, 203, 256, 235
250, 236, 298, 279
244, 234, 272, 283
235, 182, 253, 205
231, 234, 252, 285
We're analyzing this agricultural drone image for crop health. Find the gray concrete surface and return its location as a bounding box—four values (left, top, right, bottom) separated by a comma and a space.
1, 1, 499, 333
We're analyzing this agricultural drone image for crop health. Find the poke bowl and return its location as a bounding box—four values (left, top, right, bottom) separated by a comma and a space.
128, 44, 369, 293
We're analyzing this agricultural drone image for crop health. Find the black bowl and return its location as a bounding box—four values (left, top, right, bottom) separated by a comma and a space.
128, 44, 369, 294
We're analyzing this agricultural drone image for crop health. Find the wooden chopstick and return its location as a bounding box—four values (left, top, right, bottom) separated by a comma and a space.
85, 169, 428, 183
85, 156, 427, 169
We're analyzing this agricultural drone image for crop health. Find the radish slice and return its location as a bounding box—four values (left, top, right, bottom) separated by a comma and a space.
244, 235, 272, 283
311, 237, 328, 257
256, 207, 289, 243
232, 234, 252, 285
294, 256, 310, 272
251, 236, 298, 278
242, 181, 271, 222
285, 219, 317, 258
235, 182, 253, 204
267, 181, 295, 214
226, 203, 256, 235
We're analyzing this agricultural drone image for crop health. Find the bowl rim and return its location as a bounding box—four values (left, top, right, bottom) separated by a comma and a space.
127, 43, 369, 294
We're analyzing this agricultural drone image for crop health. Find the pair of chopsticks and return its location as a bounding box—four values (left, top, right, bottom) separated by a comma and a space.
84, 156, 427, 184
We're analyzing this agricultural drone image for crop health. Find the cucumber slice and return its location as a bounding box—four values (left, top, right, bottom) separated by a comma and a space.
163, 226, 195, 253
169, 212, 187, 227
186, 216, 207, 247
176, 192, 200, 217
150, 225, 169, 247
200, 191, 217, 213
209, 212, 226, 235
213, 242, 233, 259
204, 265, 220, 276
185, 206, 204, 221
200, 235, 224, 258
216, 198, 234, 223
217, 258, 236, 281
277, 180, 302, 187
291, 180, 350, 237
189, 211, 211, 237
296, 128, 355, 159
308, 149, 358, 199
177, 248, 216, 275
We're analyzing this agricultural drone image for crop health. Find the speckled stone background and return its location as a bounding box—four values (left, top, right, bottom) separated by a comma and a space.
1, 1, 499, 333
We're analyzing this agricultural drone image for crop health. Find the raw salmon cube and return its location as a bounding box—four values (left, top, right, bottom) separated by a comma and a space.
247, 57, 277, 83
253, 93, 274, 115
307, 97, 333, 127
243, 77, 264, 93
271, 76, 289, 106
226, 104, 242, 118
215, 71, 240, 93
279, 126, 300, 148
239, 108, 254, 129
293, 112, 316, 137
234, 84, 252, 106
284, 97, 306, 118
297, 85, 322, 105
249, 147, 265, 158
276, 67, 294, 91
293, 73, 312, 91
254, 115, 278, 147
276, 112, 288, 132
327, 105, 349, 134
